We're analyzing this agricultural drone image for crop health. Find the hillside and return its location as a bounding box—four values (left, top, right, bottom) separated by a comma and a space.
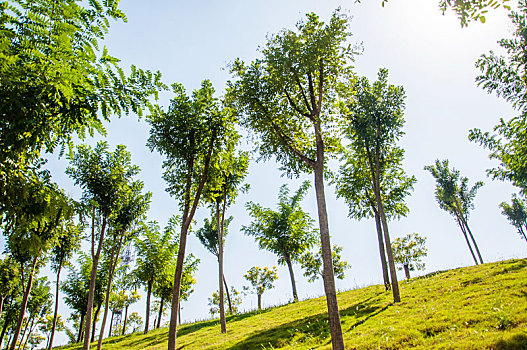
61, 259, 527, 350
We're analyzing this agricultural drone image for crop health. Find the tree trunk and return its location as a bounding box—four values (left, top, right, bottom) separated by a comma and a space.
454, 214, 478, 265
0, 300, 10, 349
108, 311, 114, 338
453, 198, 483, 264
156, 297, 164, 329
20, 316, 35, 350
83, 214, 108, 350
121, 305, 128, 336
403, 264, 410, 280
222, 275, 232, 314
17, 317, 29, 350
374, 210, 391, 290
257, 293, 262, 311
313, 157, 345, 350
284, 253, 298, 302
91, 303, 101, 343
48, 264, 62, 350
145, 280, 152, 334
216, 202, 227, 334
178, 303, 181, 326
0, 297, 4, 321
9, 256, 38, 350
77, 313, 85, 343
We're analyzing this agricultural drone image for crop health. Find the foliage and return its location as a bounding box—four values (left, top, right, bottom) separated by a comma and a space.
0, 256, 19, 302
243, 266, 278, 297
126, 312, 143, 333
208, 287, 243, 317
153, 253, 200, 304
243, 181, 318, 265
195, 216, 233, 258
392, 233, 428, 272
299, 244, 350, 283
499, 194, 527, 241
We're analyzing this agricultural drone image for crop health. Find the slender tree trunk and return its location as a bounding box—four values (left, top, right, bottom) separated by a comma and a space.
453, 198, 484, 264
97, 235, 124, 350
108, 311, 114, 338
48, 264, 62, 350
9, 256, 38, 350
83, 214, 108, 350
17, 318, 29, 350
403, 264, 410, 280
0, 303, 10, 349
77, 313, 85, 343
145, 280, 152, 334
0, 297, 4, 321
284, 254, 298, 302
156, 297, 164, 329
257, 294, 262, 311
91, 303, 101, 343
313, 155, 345, 350
178, 303, 181, 326
454, 214, 478, 265
216, 202, 226, 334
121, 306, 128, 336
222, 275, 232, 314
374, 210, 391, 290
519, 225, 527, 243
20, 317, 35, 350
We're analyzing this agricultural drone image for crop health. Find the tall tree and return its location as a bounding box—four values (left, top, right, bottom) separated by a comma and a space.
201, 148, 249, 333
341, 68, 410, 303
425, 159, 484, 264
67, 141, 140, 350
243, 181, 318, 302
147, 80, 236, 350
47, 219, 81, 350
391, 233, 427, 280
499, 195, 527, 244
299, 244, 350, 283
227, 11, 357, 347
243, 266, 278, 311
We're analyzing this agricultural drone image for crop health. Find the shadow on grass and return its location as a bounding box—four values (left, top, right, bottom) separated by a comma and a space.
490, 260, 527, 277
227, 293, 388, 350
493, 333, 527, 350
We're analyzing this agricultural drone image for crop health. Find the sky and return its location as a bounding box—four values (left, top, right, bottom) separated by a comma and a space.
24, 0, 525, 346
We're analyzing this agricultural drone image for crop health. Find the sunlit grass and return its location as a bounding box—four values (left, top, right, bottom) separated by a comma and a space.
59, 258, 527, 349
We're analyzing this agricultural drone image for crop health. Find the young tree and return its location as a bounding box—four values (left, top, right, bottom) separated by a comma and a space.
202, 148, 249, 333
425, 160, 484, 265
208, 287, 243, 317
499, 195, 527, 244
243, 181, 318, 302
391, 233, 427, 280
228, 11, 357, 347
341, 68, 411, 303
120, 290, 141, 336
299, 244, 350, 283
243, 266, 278, 311
67, 141, 140, 350
147, 80, 236, 350
48, 220, 82, 350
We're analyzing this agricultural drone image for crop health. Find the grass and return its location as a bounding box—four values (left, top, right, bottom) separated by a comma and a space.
60, 258, 527, 349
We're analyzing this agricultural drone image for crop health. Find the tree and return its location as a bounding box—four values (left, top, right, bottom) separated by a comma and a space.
48, 219, 82, 350
132, 220, 178, 334
341, 68, 410, 303
147, 80, 236, 350
392, 233, 427, 280
0, 257, 19, 321
208, 287, 243, 317
125, 312, 143, 334
499, 195, 527, 243
425, 160, 484, 265
228, 10, 357, 347
299, 244, 350, 283
243, 181, 318, 302
119, 290, 141, 336
201, 148, 249, 333
243, 266, 278, 311
67, 141, 140, 350
334, 144, 415, 291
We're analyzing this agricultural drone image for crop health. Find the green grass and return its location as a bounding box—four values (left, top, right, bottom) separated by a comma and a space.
61, 259, 527, 349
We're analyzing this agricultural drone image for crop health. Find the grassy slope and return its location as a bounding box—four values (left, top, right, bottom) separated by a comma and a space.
61, 259, 527, 350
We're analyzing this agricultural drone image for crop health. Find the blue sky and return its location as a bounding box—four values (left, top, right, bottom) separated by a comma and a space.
39, 0, 524, 345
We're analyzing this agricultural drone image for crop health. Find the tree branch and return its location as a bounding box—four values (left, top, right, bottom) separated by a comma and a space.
290, 67, 312, 114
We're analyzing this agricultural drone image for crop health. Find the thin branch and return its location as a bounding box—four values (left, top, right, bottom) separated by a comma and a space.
290, 66, 312, 113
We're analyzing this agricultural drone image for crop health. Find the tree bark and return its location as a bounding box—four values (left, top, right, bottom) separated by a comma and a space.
121, 305, 128, 336
9, 256, 38, 350
144, 280, 152, 334
257, 293, 262, 311
373, 210, 391, 290
83, 214, 108, 350
313, 154, 345, 350
97, 234, 124, 350
91, 303, 101, 343
156, 297, 164, 329
48, 264, 62, 350
454, 213, 478, 265
217, 201, 227, 334
284, 253, 298, 302
77, 313, 85, 343
403, 264, 410, 280
222, 275, 232, 314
